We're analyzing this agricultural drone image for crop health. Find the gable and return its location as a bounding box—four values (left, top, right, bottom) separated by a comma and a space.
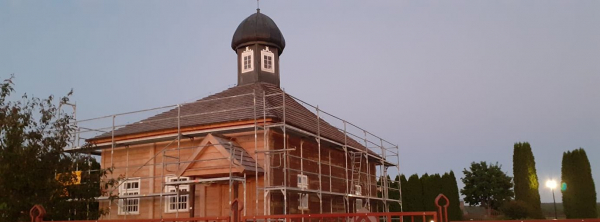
177, 134, 263, 177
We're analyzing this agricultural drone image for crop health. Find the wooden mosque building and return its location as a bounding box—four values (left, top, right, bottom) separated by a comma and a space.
82, 9, 401, 220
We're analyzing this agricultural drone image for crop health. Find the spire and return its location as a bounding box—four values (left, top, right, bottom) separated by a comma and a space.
257, 0, 260, 13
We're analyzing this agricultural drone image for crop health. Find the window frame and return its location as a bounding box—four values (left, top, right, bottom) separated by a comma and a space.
356, 198, 363, 211
297, 174, 308, 189
118, 178, 141, 215
355, 184, 362, 196
241, 47, 254, 73
164, 176, 190, 213
261, 47, 275, 73
298, 193, 309, 210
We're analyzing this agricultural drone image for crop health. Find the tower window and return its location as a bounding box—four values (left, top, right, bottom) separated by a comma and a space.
241, 47, 254, 73
261, 47, 275, 73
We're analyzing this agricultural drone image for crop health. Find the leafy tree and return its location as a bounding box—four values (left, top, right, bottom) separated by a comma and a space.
513, 142, 544, 218
0, 76, 118, 221
441, 171, 463, 221
500, 200, 529, 219
561, 148, 598, 219
461, 161, 514, 217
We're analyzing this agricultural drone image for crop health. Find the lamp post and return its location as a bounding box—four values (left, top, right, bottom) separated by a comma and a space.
546, 180, 558, 219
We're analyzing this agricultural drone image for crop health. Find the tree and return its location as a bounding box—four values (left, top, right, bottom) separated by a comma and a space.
500, 200, 529, 219
422, 173, 442, 212
461, 161, 514, 217
513, 142, 544, 218
0, 76, 117, 221
388, 175, 402, 212
398, 175, 408, 212
404, 174, 424, 222
441, 171, 463, 221
561, 148, 598, 219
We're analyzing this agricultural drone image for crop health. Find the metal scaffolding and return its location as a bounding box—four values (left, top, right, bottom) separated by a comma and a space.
67, 87, 402, 219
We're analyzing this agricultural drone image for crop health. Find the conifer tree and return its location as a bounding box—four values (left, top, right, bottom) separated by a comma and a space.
442, 171, 463, 221
422, 174, 443, 212
388, 175, 402, 212
513, 142, 544, 218
404, 174, 425, 222
399, 175, 408, 212
561, 148, 598, 219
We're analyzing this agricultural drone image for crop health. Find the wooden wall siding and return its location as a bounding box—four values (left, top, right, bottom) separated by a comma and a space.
99, 177, 265, 219
98, 126, 383, 219
270, 131, 377, 197
183, 145, 243, 177
99, 131, 267, 219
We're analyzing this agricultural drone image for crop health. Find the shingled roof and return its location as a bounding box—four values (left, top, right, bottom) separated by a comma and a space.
92, 83, 376, 156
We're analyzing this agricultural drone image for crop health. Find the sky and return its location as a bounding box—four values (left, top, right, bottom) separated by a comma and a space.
1, 1, 599, 203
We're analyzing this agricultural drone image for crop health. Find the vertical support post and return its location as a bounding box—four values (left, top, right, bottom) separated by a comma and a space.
244, 173, 247, 216
300, 140, 304, 216
343, 121, 349, 213
282, 89, 287, 215
380, 138, 388, 212
397, 145, 403, 212
253, 89, 259, 216
363, 130, 370, 211
177, 104, 181, 173
175, 104, 181, 219
316, 105, 323, 214
262, 91, 268, 216
229, 143, 234, 221
329, 149, 333, 213
109, 115, 115, 218
124, 145, 129, 220
160, 148, 165, 219
189, 184, 196, 218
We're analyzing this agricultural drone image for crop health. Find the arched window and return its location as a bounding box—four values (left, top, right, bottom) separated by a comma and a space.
241, 47, 254, 73
261, 47, 275, 73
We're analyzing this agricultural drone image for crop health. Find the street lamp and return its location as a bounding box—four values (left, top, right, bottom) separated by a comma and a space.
546, 180, 558, 219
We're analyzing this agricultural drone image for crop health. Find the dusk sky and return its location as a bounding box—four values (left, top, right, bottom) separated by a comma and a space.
1, 1, 598, 203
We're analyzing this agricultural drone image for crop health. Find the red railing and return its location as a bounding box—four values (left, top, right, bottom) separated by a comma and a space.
464, 220, 600, 222
242, 212, 438, 222
46, 217, 230, 222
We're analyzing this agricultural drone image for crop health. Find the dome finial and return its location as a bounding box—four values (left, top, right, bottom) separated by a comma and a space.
256, 0, 260, 13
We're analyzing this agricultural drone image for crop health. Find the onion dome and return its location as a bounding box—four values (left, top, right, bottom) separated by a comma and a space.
231, 10, 286, 55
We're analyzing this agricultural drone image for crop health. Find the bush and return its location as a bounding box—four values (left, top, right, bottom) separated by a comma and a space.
501, 201, 530, 219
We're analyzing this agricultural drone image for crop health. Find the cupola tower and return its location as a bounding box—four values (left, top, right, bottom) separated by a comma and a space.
231, 10, 285, 87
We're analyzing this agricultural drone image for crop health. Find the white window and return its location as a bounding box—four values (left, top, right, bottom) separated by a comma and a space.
356, 199, 363, 211
261, 47, 275, 73
297, 174, 308, 189
355, 185, 362, 196
165, 176, 190, 213
241, 47, 254, 73
118, 179, 140, 215
298, 193, 309, 210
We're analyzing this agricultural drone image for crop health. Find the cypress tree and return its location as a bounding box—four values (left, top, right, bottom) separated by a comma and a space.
400, 175, 408, 209
561, 150, 574, 218
561, 148, 598, 219
410, 174, 425, 222
442, 171, 463, 221
389, 175, 402, 212
408, 174, 425, 211
422, 174, 443, 212
513, 142, 544, 218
